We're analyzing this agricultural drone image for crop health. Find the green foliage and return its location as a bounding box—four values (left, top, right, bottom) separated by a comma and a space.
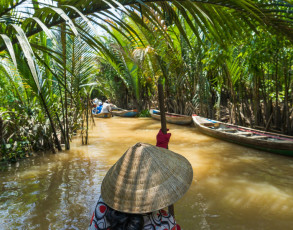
138, 109, 150, 117
0, 107, 37, 162
1, 140, 32, 162
88, 1, 293, 133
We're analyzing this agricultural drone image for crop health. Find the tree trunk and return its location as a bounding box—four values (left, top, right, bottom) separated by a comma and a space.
284, 57, 290, 134
39, 93, 61, 151
0, 117, 3, 144
61, 22, 70, 150
261, 67, 269, 126
55, 111, 65, 148
86, 94, 89, 145
253, 73, 262, 126
81, 109, 84, 145
274, 52, 281, 130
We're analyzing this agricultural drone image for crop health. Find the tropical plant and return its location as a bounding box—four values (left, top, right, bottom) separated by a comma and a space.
88, 1, 293, 134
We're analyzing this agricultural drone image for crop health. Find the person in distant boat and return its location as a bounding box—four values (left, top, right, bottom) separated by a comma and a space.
91, 98, 99, 114
100, 100, 112, 114
93, 98, 99, 105
96, 102, 103, 114
89, 130, 193, 230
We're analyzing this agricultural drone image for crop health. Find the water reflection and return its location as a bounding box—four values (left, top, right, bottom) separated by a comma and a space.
0, 117, 293, 230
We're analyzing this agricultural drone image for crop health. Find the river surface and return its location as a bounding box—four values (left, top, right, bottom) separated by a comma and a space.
1, 117, 293, 230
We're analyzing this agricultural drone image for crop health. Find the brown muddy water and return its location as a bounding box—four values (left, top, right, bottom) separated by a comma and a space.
1, 117, 293, 230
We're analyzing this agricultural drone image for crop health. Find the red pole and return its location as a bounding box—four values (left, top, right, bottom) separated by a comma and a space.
158, 83, 175, 217
158, 84, 167, 134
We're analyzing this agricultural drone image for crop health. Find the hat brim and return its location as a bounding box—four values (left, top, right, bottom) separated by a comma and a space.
101, 143, 193, 214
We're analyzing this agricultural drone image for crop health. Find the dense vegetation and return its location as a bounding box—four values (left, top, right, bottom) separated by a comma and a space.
97, 8, 293, 134
0, 0, 292, 161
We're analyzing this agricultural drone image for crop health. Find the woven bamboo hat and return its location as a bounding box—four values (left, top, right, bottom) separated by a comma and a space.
101, 142, 193, 214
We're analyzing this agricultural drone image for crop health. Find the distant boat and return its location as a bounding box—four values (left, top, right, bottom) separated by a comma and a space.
192, 115, 293, 156
112, 109, 138, 117
111, 106, 121, 112
94, 113, 112, 118
150, 109, 192, 125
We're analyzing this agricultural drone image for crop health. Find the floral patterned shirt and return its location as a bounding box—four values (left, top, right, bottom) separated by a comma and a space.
89, 196, 181, 230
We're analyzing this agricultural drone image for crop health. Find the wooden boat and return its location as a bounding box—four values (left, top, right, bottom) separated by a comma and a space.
112, 109, 138, 117
150, 109, 192, 125
192, 115, 293, 156
111, 106, 121, 112
94, 112, 112, 118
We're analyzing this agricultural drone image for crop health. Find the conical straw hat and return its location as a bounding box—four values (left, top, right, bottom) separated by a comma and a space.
101, 142, 193, 214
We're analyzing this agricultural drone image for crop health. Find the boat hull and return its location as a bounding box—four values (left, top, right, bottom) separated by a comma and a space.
112, 109, 138, 117
192, 115, 293, 156
150, 109, 192, 125
94, 113, 112, 118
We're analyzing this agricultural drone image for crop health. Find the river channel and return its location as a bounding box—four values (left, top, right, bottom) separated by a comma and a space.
1, 117, 293, 230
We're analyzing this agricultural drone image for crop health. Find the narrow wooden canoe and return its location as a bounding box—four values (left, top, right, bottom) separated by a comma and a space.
150, 109, 192, 125
111, 107, 120, 112
192, 115, 293, 156
94, 113, 112, 118
112, 109, 138, 117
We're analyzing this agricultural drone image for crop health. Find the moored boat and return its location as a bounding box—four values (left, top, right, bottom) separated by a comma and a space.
150, 109, 192, 125
111, 106, 120, 112
112, 109, 138, 117
192, 115, 293, 156
94, 113, 112, 118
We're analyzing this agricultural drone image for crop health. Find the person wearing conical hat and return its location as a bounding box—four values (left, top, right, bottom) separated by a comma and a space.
89, 130, 193, 230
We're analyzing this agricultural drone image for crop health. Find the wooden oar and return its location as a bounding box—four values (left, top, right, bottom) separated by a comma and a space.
158, 83, 168, 135
158, 83, 175, 218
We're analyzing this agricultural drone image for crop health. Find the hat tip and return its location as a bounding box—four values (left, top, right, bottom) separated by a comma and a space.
135, 142, 142, 147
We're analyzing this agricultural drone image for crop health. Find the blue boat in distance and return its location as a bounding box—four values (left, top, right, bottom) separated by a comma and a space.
112, 109, 138, 117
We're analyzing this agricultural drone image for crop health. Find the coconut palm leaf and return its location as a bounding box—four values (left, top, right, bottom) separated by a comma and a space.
37, 6, 79, 37
0, 34, 17, 66
23, 17, 57, 41
12, 25, 41, 91
95, 10, 144, 45
0, 57, 24, 103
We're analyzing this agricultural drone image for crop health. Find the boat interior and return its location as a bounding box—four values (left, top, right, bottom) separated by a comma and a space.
201, 122, 288, 141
